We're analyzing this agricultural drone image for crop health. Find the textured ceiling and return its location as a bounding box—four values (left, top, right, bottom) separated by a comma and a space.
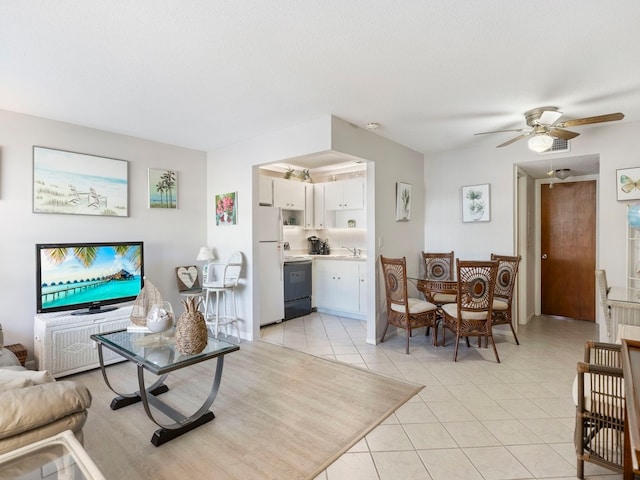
1, 1, 639, 162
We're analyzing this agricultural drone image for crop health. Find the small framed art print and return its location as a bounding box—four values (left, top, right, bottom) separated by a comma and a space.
462, 184, 490, 222
616, 167, 640, 201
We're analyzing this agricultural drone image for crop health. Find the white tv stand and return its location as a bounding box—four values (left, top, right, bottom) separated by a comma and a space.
34, 305, 133, 378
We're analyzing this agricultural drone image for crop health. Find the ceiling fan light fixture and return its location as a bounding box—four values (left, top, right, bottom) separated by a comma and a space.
554, 168, 572, 180
528, 133, 554, 153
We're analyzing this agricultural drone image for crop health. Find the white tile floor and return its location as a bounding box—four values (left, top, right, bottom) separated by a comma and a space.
260, 312, 621, 480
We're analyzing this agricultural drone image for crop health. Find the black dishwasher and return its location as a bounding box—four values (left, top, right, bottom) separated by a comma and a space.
283, 260, 312, 320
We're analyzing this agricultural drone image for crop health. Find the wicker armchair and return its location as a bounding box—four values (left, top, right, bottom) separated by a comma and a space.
380, 255, 438, 354
489, 254, 521, 345
574, 341, 624, 478
441, 260, 499, 362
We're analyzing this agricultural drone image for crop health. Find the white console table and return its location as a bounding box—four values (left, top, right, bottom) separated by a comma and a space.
34, 305, 133, 378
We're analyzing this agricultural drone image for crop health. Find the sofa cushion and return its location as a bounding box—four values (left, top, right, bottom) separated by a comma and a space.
0, 378, 33, 393
0, 369, 54, 386
0, 380, 92, 440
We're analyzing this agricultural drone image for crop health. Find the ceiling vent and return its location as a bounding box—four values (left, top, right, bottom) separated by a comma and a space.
538, 137, 570, 155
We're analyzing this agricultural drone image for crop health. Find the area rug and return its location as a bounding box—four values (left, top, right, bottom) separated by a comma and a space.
79, 340, 422, 479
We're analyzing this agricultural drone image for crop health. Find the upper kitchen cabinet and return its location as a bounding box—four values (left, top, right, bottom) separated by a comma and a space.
259, 175, 273, 206
324, 179, 364, 210
304, 183, 314, 229
273, 178, 306, 210
313, 183, 325, 229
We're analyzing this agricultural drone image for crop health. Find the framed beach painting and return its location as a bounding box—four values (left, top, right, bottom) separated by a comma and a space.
462, 184, 490, 222
216, 191, 237, 225
33, 146, 128, 216
395, 182, 412, 221
148, 169, 177, 209
616, 167, 640, 201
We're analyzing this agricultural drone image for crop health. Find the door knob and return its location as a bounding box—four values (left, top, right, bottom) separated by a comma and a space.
542, 253, 548, 259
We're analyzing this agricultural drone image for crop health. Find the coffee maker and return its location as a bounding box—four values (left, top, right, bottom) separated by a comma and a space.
307, 236, 322, 255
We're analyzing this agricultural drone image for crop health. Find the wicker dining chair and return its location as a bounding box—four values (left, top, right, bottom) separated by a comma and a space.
421, 251, 454, 280
441, 260, 499, 362
574, 341, 624, 478
489, 254, 521, 345
380, 255, 438, 354
421, 251, 456, 307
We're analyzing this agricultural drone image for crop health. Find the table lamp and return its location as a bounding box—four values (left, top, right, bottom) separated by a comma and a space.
197, 246, 214, 280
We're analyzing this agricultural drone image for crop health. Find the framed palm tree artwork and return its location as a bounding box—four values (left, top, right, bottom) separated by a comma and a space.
148, 169, 178, 209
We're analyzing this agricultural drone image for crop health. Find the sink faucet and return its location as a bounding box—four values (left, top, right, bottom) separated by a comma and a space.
342, 246, 360, 257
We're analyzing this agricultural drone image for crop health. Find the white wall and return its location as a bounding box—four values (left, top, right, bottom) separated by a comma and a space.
206, 115, 425, 344
424, 120, 640, 340
329, 116, 425, 342
0, 109, 207, 359
206, 116, 332, 341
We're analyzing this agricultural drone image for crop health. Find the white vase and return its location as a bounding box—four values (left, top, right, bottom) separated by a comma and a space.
146, 302, 174, 334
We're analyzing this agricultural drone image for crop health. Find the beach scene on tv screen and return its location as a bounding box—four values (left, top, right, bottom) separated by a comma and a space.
40, 245, 142, 309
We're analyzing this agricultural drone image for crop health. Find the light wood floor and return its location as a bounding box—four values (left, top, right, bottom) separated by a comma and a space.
72, 340, 420, 479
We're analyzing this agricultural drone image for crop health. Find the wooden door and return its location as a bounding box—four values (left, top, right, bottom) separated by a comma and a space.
541, 181, 596, 321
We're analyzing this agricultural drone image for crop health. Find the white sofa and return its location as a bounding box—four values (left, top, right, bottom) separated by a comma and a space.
0, 348, 92, 455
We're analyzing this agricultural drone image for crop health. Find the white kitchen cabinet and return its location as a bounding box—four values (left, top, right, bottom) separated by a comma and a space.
304, 184, 314, 229
314, 259, 366, 317
324, 179, 364, 210
358, 262, 367, 314
273, 178, 306, 210
259, 175, 273, 206
313, 183, 325, 229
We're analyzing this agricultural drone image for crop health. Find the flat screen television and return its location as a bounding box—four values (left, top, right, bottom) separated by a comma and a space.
36, 241, 144, 315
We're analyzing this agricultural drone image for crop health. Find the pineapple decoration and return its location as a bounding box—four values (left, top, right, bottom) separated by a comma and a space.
175, 296, 208, 354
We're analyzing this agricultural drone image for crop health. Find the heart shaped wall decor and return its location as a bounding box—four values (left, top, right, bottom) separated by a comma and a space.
177, 266, 198, 289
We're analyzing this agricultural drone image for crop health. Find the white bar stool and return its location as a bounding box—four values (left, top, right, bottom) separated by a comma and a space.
202, 252, 243, 342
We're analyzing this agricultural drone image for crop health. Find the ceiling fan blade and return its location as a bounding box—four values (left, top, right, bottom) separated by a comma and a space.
556, 112, 624, 128
496, 134, 530, 148
474, 128, 526, 136
538, 110, 563, 125
548, 128, 580, 140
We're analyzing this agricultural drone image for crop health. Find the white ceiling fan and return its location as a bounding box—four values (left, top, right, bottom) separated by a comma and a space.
475, 106, 625, 152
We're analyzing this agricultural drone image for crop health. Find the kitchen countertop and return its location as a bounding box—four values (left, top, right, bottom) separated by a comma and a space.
284, 253, 366, 262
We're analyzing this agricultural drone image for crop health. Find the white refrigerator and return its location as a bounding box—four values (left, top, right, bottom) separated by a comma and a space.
258, 206, 285, 326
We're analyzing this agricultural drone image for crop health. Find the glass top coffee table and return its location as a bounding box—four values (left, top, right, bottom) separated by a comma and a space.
0, 430, 105, 479
90, 329, 239, 446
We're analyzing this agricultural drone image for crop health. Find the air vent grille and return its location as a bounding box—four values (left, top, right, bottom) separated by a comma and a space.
538, 137, 570, 155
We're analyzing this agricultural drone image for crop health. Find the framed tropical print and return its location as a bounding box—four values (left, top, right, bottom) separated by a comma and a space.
33, 146, 128, 216
148, 169, 178, 208
395, 182, 411, 221
462, 184, 490, 222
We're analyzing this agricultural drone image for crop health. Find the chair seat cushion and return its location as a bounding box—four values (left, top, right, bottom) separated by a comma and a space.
493, 299, 508, 311
391, 297, 437, 314
572, 373, 624, 415
441, 303, 489, 320
432, 293, 457, 304
203, 281, 235, 289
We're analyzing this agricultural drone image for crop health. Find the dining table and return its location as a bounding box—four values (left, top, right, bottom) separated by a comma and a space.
407, 275, 459, 347
408, 275, 458, 306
